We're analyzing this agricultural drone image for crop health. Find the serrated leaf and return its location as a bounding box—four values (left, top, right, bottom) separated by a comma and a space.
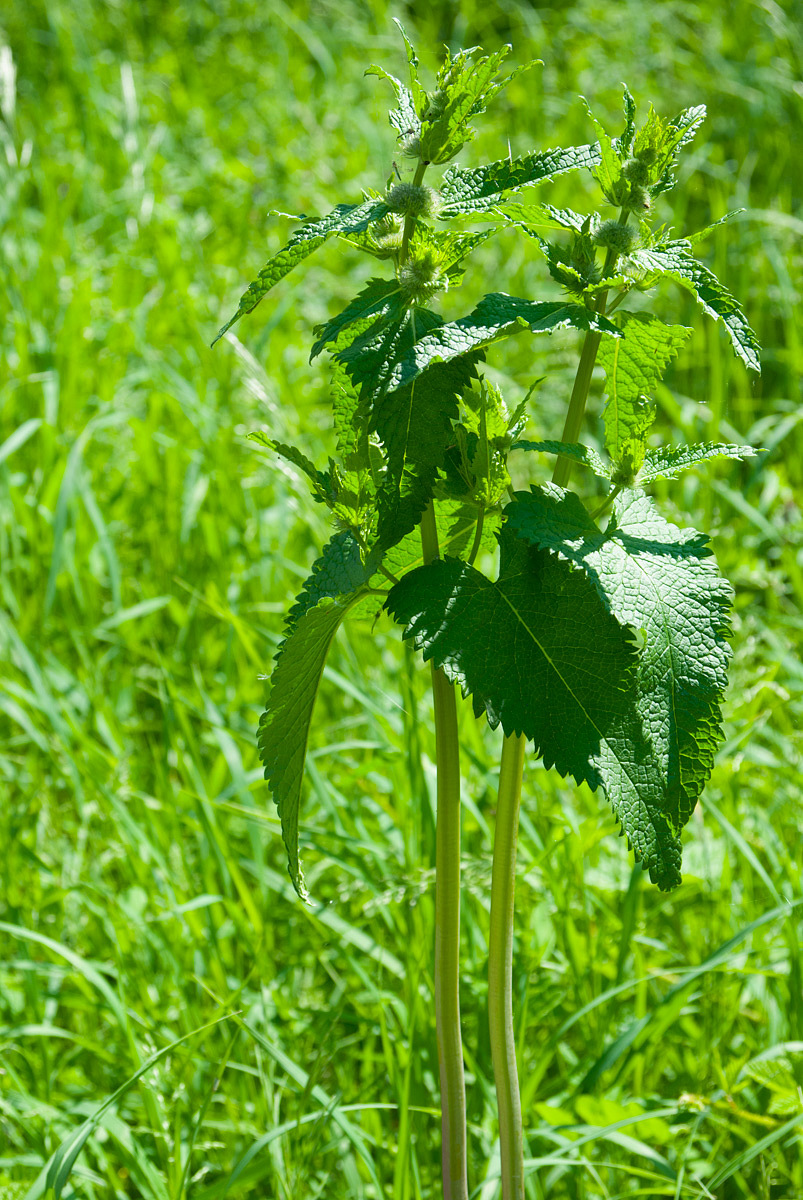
507, 485, 733, 884
619, 86, 637, 156
311, 279, 403, 361
631, 243, 760, 372
213, 200, 390, 343
640, 442, 759, 483
500, 202, 596, 233
248, 432, 330, 502
386, 528, 690, 883
288, 531, 379, 629
685, 209, 743, 247
365, 64, 420, 138
259, 594, 367, 898
439, 143, 600, 215
580, 97, 622, 201
598, 311, 692, 466
418, 43, 524, 165
382, 293, 621, 395
512, 440, 611, 480
373, 348, 481, 549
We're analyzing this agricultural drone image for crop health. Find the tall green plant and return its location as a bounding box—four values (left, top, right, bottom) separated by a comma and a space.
215, 27, 759, 1199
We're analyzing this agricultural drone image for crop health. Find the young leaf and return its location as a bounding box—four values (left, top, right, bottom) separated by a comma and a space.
365, 64, 420, 139
382, 293, 621, 395
418, 43, 524, 165
640, 442, 759, 483
386, 527, 685, 885
597, 311, 692, 472
213, 199, 390, 343
512, 440, 611, 480
580, 97, 623, 203
631, 243, 761, 372
439, 144, 601, 216
507, 485, 733, 880
259, 593, 368, 898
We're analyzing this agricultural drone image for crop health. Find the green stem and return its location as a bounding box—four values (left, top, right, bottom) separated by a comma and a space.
421, 501, 468, 1200
488, 211, 629, 1196
400, 161, 428, 263
489, 731, 526, 1200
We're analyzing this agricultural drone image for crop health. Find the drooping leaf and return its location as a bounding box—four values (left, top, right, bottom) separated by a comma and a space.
381, 293, 621, 395
597, 311, 692, 475
507, 484, 733, 883
512, 440, 612, 480
259, 593, 368, 898
439, 143, 601, 215
248, 432, 330, 502
684, 209, 743, 247
385, 526, 690, 883
311, 279, 404, 361
640, 442, 759, 483
213, 199, 390, 343
631, 243, 761, 372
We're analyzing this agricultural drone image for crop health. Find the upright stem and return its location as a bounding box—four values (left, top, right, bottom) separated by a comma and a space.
488, 731, 526, 1200
421, 501, 468, 1200
488, 217, 627, 1198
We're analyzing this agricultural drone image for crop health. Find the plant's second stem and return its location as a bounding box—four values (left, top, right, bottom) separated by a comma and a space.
489, 731, 526, 1200
421, 501, 468, 1200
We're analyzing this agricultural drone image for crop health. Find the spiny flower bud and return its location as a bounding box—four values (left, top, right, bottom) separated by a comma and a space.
622, 157, 650, 186
635, 145, 658, 165
398, 250, 443, 304
624, 184, 652, 213
387, 183, 441, 219
593, 220, 639, 256
399, 133, 422, 158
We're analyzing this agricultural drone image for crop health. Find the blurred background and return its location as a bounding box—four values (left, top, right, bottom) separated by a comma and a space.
0, 1, 801, 1196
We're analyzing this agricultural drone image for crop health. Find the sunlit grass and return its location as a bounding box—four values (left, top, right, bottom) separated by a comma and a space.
0, 1, 801, 1197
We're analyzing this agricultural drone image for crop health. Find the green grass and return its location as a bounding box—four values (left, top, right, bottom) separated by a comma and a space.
1, 1, 802, 1197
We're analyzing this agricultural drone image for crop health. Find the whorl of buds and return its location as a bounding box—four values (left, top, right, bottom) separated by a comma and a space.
398, 250, 444, 305
623, 184, 652, 213
399, 133, 422, 158
622, 157, 650, 186
593, 220, 639, 256
634, 145, 658, 165
387, 183, 441, 219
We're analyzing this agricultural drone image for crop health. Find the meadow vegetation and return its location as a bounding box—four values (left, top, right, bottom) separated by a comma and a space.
1, 1, 802, 1197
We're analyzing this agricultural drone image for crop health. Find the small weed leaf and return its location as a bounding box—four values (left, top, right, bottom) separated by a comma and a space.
259, 594, 369, 899
439, 143, 601, 215
507, 484, 733, 880
212, 200, 390, 343
598, 311, 692, 472
511, 440, 612, 480
380, 294, 621, 396
631, 243, 761, 371
640, 442, 759, 483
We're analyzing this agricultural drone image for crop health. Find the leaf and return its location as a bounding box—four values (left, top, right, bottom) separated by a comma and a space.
288, 531, 379, 629
417, 43, 535, 165
597, 311, 692, 473
386, 528, 690, 882
684, 209, 742, 247
580, 97, 623, 202
512, 440, 611, 480
500, 202, 597, 233
373, 348, 481, 550
507, 484, 733, 885
640, 442, 759, 483
365, 64, 420, 138
259, 595, 367, 898
212, 199, 390, 343
631, 243, 761, 372
248, 432, 330, 502
311, 279, 403, 361
439, 143, 601, 215
382, 293, 621, 395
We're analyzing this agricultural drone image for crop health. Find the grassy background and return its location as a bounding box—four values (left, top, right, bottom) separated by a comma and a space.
1, 0, 802, 1197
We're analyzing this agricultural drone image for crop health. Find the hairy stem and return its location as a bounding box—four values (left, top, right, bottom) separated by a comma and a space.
489, 731, 526, 1200
421, 501, 468, 1200
400, 161, 428, 263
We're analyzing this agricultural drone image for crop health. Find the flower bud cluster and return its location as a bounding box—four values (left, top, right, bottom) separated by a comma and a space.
593, 220, 639, 256
398, 249, 444, 305
387, 183, 442, 219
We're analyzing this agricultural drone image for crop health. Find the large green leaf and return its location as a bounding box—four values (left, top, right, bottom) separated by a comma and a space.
213, 199, 390, 343
382, 293, 620, 395
259, 594, 367, 898
631, 243, 761, 372
597, 311, 692, 475
386, 527, 685, 886
439, 143, 600, 215
507, 485, 733, 875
